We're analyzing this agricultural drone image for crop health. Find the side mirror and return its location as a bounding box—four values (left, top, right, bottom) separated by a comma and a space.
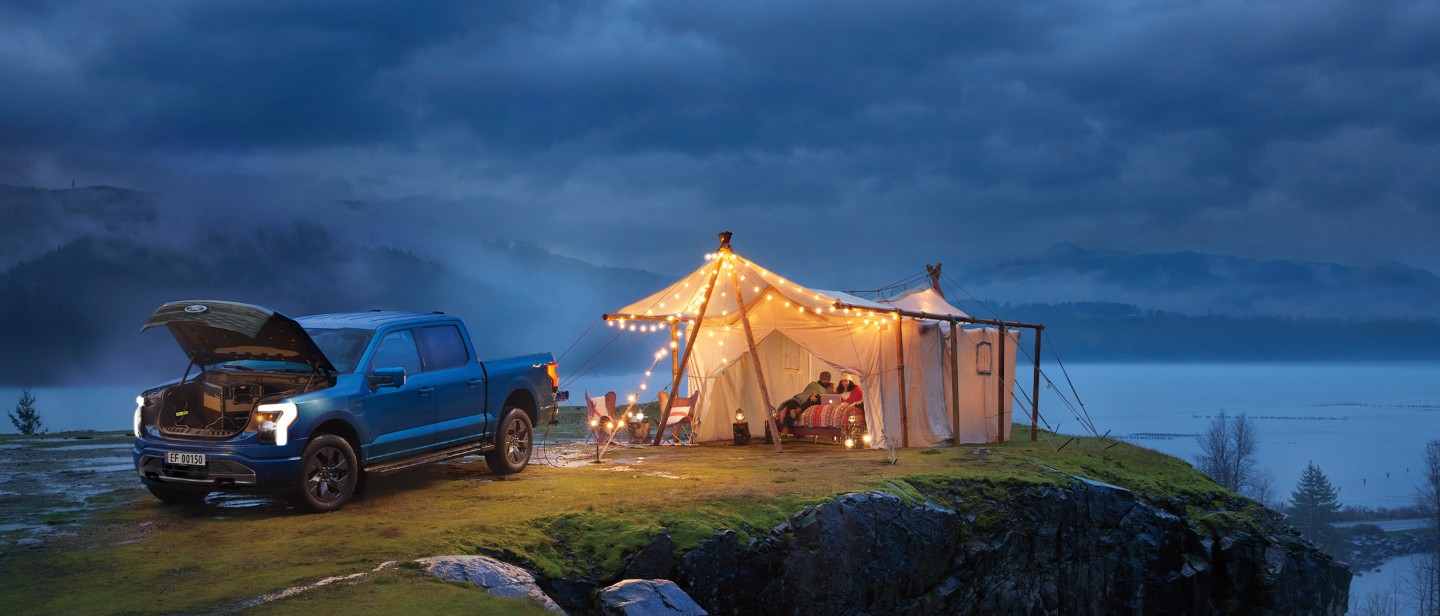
368, 367, 407, 389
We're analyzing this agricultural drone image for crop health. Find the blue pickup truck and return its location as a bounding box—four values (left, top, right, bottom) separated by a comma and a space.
132, 300, 563, 512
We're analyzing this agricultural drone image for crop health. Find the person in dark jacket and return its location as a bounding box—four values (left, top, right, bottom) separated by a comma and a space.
776, 371, 833, 435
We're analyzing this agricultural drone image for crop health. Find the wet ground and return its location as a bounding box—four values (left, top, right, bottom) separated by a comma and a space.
0, 432, 141, 547
0, 410, 632, 549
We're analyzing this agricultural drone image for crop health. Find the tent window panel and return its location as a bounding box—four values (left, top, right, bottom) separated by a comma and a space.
782, 336, 804, 372
975, 340, 993, 375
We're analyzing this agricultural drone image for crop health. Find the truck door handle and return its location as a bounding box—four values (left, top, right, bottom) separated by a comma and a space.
467, 379, 483, 389
418, 387, 434, 397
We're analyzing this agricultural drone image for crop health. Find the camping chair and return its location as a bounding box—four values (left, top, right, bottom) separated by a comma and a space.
656, 386, 701, 445
585, 391, 618, 443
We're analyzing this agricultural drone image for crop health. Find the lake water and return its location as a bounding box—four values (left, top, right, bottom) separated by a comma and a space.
1041, 362, 1440, 509
6, 361, 1439, 508
1349, 553, 1430, 613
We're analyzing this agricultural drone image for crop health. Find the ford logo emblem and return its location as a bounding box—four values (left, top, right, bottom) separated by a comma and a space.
184, 304, 209, 314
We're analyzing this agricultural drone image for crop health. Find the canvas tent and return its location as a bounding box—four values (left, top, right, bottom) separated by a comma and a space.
604, 233, 1040, 449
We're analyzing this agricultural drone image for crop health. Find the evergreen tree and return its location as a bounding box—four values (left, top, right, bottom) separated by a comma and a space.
8, 388, 44, 435
1289, 461, 1343, 556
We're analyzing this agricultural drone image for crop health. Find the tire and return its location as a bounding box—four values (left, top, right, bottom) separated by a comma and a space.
485, 408, 533, 475
291, 433, 359, 513
147, 484, 209, 505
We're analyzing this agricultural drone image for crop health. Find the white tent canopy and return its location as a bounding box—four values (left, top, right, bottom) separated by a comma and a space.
607, 242, 1023, 448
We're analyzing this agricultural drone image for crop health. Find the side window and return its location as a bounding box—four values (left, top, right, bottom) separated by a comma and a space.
420, 325, 469, 371
370, 329, 422, 375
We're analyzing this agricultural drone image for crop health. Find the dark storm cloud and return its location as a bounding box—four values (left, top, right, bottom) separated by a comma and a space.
1, 0, 1437, 274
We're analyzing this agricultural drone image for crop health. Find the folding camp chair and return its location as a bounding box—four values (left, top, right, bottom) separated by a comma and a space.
656, 386, 701, 445
585, 391, 619, 443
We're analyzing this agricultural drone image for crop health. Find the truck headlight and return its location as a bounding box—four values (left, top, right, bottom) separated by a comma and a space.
254, 402, 298, 446
134, 396, 144, 438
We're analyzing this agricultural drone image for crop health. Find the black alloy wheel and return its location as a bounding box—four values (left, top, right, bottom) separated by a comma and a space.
292, 434, 358, 513
486, 409, 533, 475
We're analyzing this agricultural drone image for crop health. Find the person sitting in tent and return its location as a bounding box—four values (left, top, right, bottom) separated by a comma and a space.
776, 371, 834, 435
836, 377, 863, 409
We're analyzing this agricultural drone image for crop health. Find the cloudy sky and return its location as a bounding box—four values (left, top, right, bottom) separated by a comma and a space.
2, 0, 1437, 283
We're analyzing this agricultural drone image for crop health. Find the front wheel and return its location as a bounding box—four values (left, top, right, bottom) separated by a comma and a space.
485, 409, 533, 475
291, 434, 359, 513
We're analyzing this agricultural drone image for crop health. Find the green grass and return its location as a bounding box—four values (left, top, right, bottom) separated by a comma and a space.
0, 423, 1258, 614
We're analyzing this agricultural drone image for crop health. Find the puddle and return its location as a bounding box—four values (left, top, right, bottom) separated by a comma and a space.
42, 443, 131, 451
89, 463, 137, 473
208, 494, 279, 509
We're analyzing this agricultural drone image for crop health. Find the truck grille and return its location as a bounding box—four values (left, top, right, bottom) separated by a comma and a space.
138, 455, 258, 486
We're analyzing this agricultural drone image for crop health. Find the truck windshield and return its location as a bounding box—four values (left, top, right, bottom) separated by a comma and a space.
304, 328, 374, 373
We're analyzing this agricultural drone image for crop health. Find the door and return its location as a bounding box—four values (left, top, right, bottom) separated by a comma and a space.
364, 328, 436, 459
419, 324, 488, 446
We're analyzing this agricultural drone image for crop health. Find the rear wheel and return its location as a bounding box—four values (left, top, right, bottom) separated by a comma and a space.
291, 434, 359, 513
147, 484, 208, 505
485, 409, 533, 475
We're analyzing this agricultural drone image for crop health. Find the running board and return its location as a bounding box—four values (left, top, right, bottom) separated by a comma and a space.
363, 441, 495, 476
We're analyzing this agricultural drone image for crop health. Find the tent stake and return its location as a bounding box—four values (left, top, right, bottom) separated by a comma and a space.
727, 264, 783, 453
652, 232, 728, 446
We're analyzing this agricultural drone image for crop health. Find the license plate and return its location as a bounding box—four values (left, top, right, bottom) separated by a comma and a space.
166, 451, 206, 467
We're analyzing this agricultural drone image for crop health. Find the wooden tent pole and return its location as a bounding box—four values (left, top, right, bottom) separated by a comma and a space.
895, 315, 908, 449
949, 317, 960, 447
727, 265, 783, 453
996, 325, 1007, 444
1032, 326, 1043, 442
669, 322, 680, 387
652, 232, 728, 446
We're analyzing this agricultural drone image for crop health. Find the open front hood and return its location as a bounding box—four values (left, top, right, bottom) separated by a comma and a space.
141, 300, 336, 372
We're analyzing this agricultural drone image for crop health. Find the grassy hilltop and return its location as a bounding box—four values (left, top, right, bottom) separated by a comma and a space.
0, 412, 1267, 614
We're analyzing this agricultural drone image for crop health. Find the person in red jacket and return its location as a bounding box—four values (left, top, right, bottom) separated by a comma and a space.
836, 377, 863, 409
